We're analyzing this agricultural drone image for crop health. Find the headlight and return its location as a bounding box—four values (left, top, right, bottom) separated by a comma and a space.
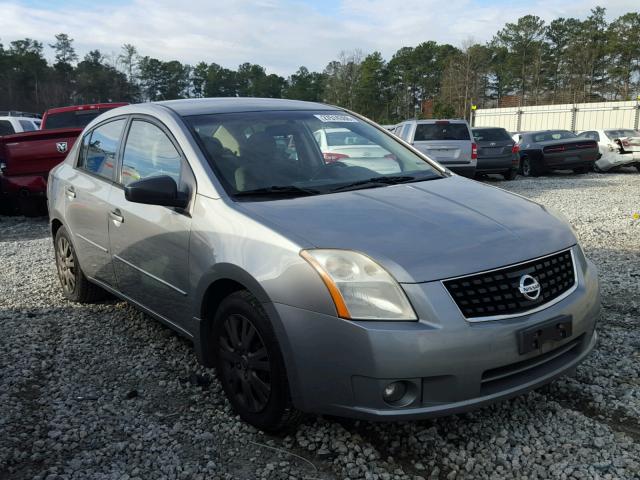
300, 249, 417, 320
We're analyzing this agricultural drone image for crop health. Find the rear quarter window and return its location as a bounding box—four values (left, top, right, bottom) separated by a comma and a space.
0, 120, 16, 135
414, 123, 470, 141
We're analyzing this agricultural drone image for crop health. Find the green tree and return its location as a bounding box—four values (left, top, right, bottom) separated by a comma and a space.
494, 15, 546, 104
607, 12, 640, 99
283, 66, 325, 101
353, 52, 387, 120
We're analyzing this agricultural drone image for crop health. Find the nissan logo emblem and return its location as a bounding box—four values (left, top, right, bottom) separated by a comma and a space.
518, 274, 541, 301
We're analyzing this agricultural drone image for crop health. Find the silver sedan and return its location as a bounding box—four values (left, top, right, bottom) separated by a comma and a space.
48, 98, 600, 431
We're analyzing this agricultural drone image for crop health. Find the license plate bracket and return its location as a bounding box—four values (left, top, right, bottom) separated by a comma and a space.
517, 316, 572, 355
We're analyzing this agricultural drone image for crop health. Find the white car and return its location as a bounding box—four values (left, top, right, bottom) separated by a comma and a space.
313, 127, 401, 174
577, 129, 640, 172
0, 113, 41, 135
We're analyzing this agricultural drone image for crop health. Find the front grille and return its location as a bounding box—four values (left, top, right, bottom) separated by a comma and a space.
443, 249, 575, 319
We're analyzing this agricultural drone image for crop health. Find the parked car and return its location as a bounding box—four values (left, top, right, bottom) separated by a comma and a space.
577, 129, 640, 172
515, 130, 599, 177
0, 103, 127, 215
0, 112, 41, 135
48, 98, 600, 431
314, 127, 401, 174
395, 119, 476, 177
472, 127, 520, 180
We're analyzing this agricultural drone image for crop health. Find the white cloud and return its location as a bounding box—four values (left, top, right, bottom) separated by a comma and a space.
0, 0, 637, 75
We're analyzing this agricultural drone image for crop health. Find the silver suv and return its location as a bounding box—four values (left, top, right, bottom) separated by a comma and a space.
395, 119, 477, 177
48, 99, 599, 431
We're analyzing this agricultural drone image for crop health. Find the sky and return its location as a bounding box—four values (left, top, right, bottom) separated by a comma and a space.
1, 0, 638, 76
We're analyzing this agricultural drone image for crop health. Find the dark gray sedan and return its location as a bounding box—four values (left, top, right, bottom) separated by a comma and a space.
48, 98, 600, 431
472, 127, 520, 180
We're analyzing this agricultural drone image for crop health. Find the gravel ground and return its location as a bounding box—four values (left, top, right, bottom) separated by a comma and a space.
1, 170, 639, 480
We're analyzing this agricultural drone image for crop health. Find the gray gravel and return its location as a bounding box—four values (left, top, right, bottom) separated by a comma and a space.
1, 169, 639, 479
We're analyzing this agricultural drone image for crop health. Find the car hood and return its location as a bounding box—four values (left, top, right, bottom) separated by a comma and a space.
238, 176, 576, 283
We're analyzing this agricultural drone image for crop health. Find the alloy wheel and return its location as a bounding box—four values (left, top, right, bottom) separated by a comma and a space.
56, 236, 76, 294
522, 158, 531, 176
218, 313, 272, 413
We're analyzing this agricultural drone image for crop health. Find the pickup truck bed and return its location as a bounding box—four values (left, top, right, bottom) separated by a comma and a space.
1, 128, 81, 215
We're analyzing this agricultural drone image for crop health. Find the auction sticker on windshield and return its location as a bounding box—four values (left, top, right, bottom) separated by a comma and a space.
314, 114, 358, 123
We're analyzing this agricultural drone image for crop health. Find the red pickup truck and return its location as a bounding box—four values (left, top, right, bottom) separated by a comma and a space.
0, 103, 127, 215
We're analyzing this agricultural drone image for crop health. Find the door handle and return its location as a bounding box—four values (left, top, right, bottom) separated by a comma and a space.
65, 186, 76, 199
109, 209, 124, 224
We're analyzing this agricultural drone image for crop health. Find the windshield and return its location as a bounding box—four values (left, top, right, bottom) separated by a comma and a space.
187, 110, 442, 199
532, 131, 577, 142
472, 128, 512, 142
414, 123, 470, 141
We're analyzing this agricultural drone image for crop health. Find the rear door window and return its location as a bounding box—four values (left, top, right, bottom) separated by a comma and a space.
78, 119, 126, 180
414, 123, 470, 141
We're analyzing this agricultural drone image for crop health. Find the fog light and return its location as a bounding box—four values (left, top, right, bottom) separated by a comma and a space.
383, 381, 407, 403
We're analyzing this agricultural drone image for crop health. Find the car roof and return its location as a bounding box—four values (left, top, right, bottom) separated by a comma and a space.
157, 97, 338, 116
472, 127, 506, 130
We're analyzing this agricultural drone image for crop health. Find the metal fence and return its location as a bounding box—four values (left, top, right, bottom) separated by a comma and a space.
472, 100, 640, 132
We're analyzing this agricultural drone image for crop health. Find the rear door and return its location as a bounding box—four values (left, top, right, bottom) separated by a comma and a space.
107, 117, 194, 328
412, 121, 472, 165
64, 118, 127, 286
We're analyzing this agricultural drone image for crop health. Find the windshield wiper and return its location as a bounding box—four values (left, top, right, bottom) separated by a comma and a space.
330, 175, 428, 192
234, 185, 321, 198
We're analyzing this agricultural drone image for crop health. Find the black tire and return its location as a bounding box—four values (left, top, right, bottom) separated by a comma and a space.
212, 290, 301, 432
572, 166, 589, 174
635, 164, 640, 173
593, 163, 605, 173
520, 156, 541, 177
503, 169, 518, 180
54, 226, 106, 303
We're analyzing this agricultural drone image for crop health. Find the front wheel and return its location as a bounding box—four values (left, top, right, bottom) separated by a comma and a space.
212, 290, 301, 432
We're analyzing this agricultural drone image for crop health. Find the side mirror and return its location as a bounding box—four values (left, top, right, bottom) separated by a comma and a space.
124, 175, 188, 209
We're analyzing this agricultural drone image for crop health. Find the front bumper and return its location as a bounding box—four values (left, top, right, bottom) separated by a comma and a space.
271, 246, 600, 420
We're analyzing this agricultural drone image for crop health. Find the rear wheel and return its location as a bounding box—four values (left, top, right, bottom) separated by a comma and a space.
54, 226, 106, 303
212, 290, 301, 432
521, 156, 542, 177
